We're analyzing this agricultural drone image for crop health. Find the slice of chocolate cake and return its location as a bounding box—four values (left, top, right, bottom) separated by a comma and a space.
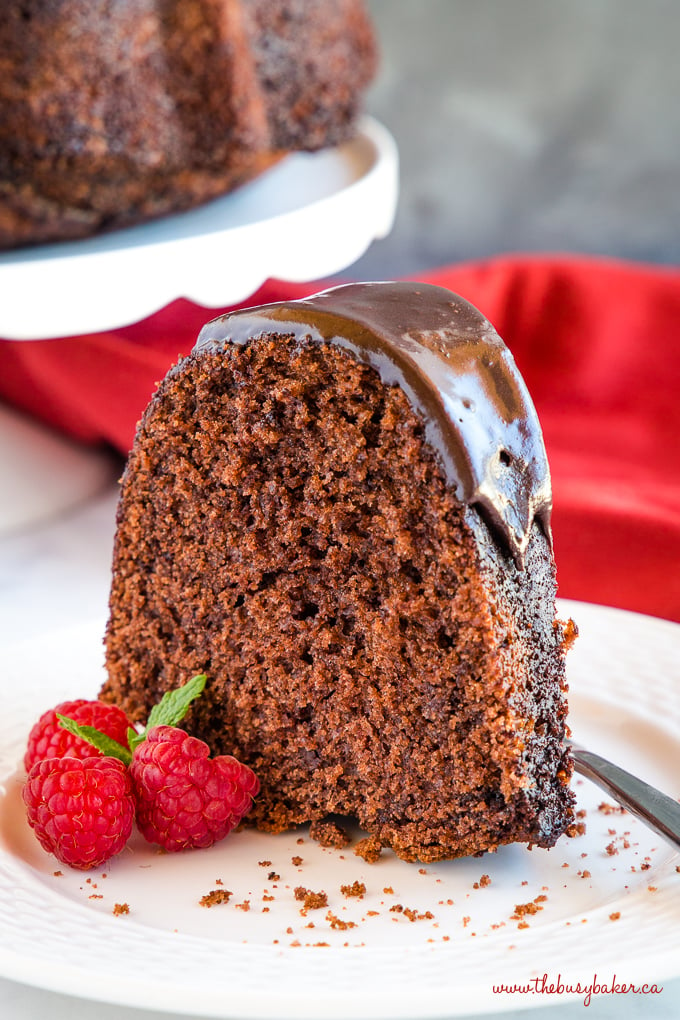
102, 282, 575, 862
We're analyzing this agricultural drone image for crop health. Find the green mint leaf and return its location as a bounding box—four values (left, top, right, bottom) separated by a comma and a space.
145, 674, 207, 731
127, 725, 145, 754
57, 715, 132, 766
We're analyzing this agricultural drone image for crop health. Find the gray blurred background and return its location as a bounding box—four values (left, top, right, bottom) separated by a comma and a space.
353, 0, 680, 279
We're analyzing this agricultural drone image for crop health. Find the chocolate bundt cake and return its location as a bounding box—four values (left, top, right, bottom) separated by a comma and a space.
102, 282, 576, 862
0, 0, 376, 249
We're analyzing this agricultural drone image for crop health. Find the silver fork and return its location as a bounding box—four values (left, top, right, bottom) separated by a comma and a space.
570, 743, 680, 851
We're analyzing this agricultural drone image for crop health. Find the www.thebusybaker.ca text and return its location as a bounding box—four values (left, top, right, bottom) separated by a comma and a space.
493, 973, 663, 1007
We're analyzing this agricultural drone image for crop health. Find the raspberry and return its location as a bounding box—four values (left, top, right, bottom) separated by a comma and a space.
22, 756, 135, 871
24, 699, 133, 772
130, 725, 260, 852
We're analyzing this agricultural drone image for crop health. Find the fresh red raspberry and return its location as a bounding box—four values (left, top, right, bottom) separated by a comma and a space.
130, 725, 259, 852
22, 756, 135, 871
24, 699, 133, 772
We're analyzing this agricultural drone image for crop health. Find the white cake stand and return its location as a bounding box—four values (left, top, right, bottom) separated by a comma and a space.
0, 118, 399, 534
0, 117, 398, 340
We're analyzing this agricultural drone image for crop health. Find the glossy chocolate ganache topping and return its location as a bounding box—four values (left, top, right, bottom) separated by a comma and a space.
196, 282, 552, 565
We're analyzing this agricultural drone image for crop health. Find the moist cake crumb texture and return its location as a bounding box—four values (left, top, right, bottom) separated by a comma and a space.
102, 282, 575, 863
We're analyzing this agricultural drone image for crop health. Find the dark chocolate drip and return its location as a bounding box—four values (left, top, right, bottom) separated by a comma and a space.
195, 282, 552, 566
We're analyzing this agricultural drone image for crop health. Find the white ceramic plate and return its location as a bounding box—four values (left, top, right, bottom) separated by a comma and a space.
0, 117, 398, 340
0, 600, 678, 1018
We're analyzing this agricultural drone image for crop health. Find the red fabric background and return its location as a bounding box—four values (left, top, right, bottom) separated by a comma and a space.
1, 254, 678, 621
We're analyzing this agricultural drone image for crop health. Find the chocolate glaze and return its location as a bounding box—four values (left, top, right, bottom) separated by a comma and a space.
196, 281, 552, 566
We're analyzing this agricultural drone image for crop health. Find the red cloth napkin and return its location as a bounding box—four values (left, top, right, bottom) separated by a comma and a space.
1, 254, 678, 622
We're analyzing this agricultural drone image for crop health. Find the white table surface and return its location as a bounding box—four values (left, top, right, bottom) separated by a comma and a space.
0, 407, 678, 1020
